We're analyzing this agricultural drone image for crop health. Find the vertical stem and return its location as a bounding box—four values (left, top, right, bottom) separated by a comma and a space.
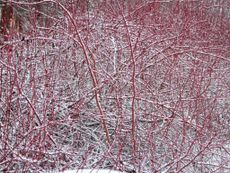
118, 1, 137, 155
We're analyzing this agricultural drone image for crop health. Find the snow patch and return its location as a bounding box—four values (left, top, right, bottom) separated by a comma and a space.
60, 169, 125, 173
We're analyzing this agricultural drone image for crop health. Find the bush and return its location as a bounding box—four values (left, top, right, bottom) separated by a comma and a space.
0, 0, 229, 172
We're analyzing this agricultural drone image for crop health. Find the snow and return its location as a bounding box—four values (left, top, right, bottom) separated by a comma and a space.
60, 169, 125, 173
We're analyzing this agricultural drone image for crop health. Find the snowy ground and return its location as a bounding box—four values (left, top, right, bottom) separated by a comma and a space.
59, 169, 125, 173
